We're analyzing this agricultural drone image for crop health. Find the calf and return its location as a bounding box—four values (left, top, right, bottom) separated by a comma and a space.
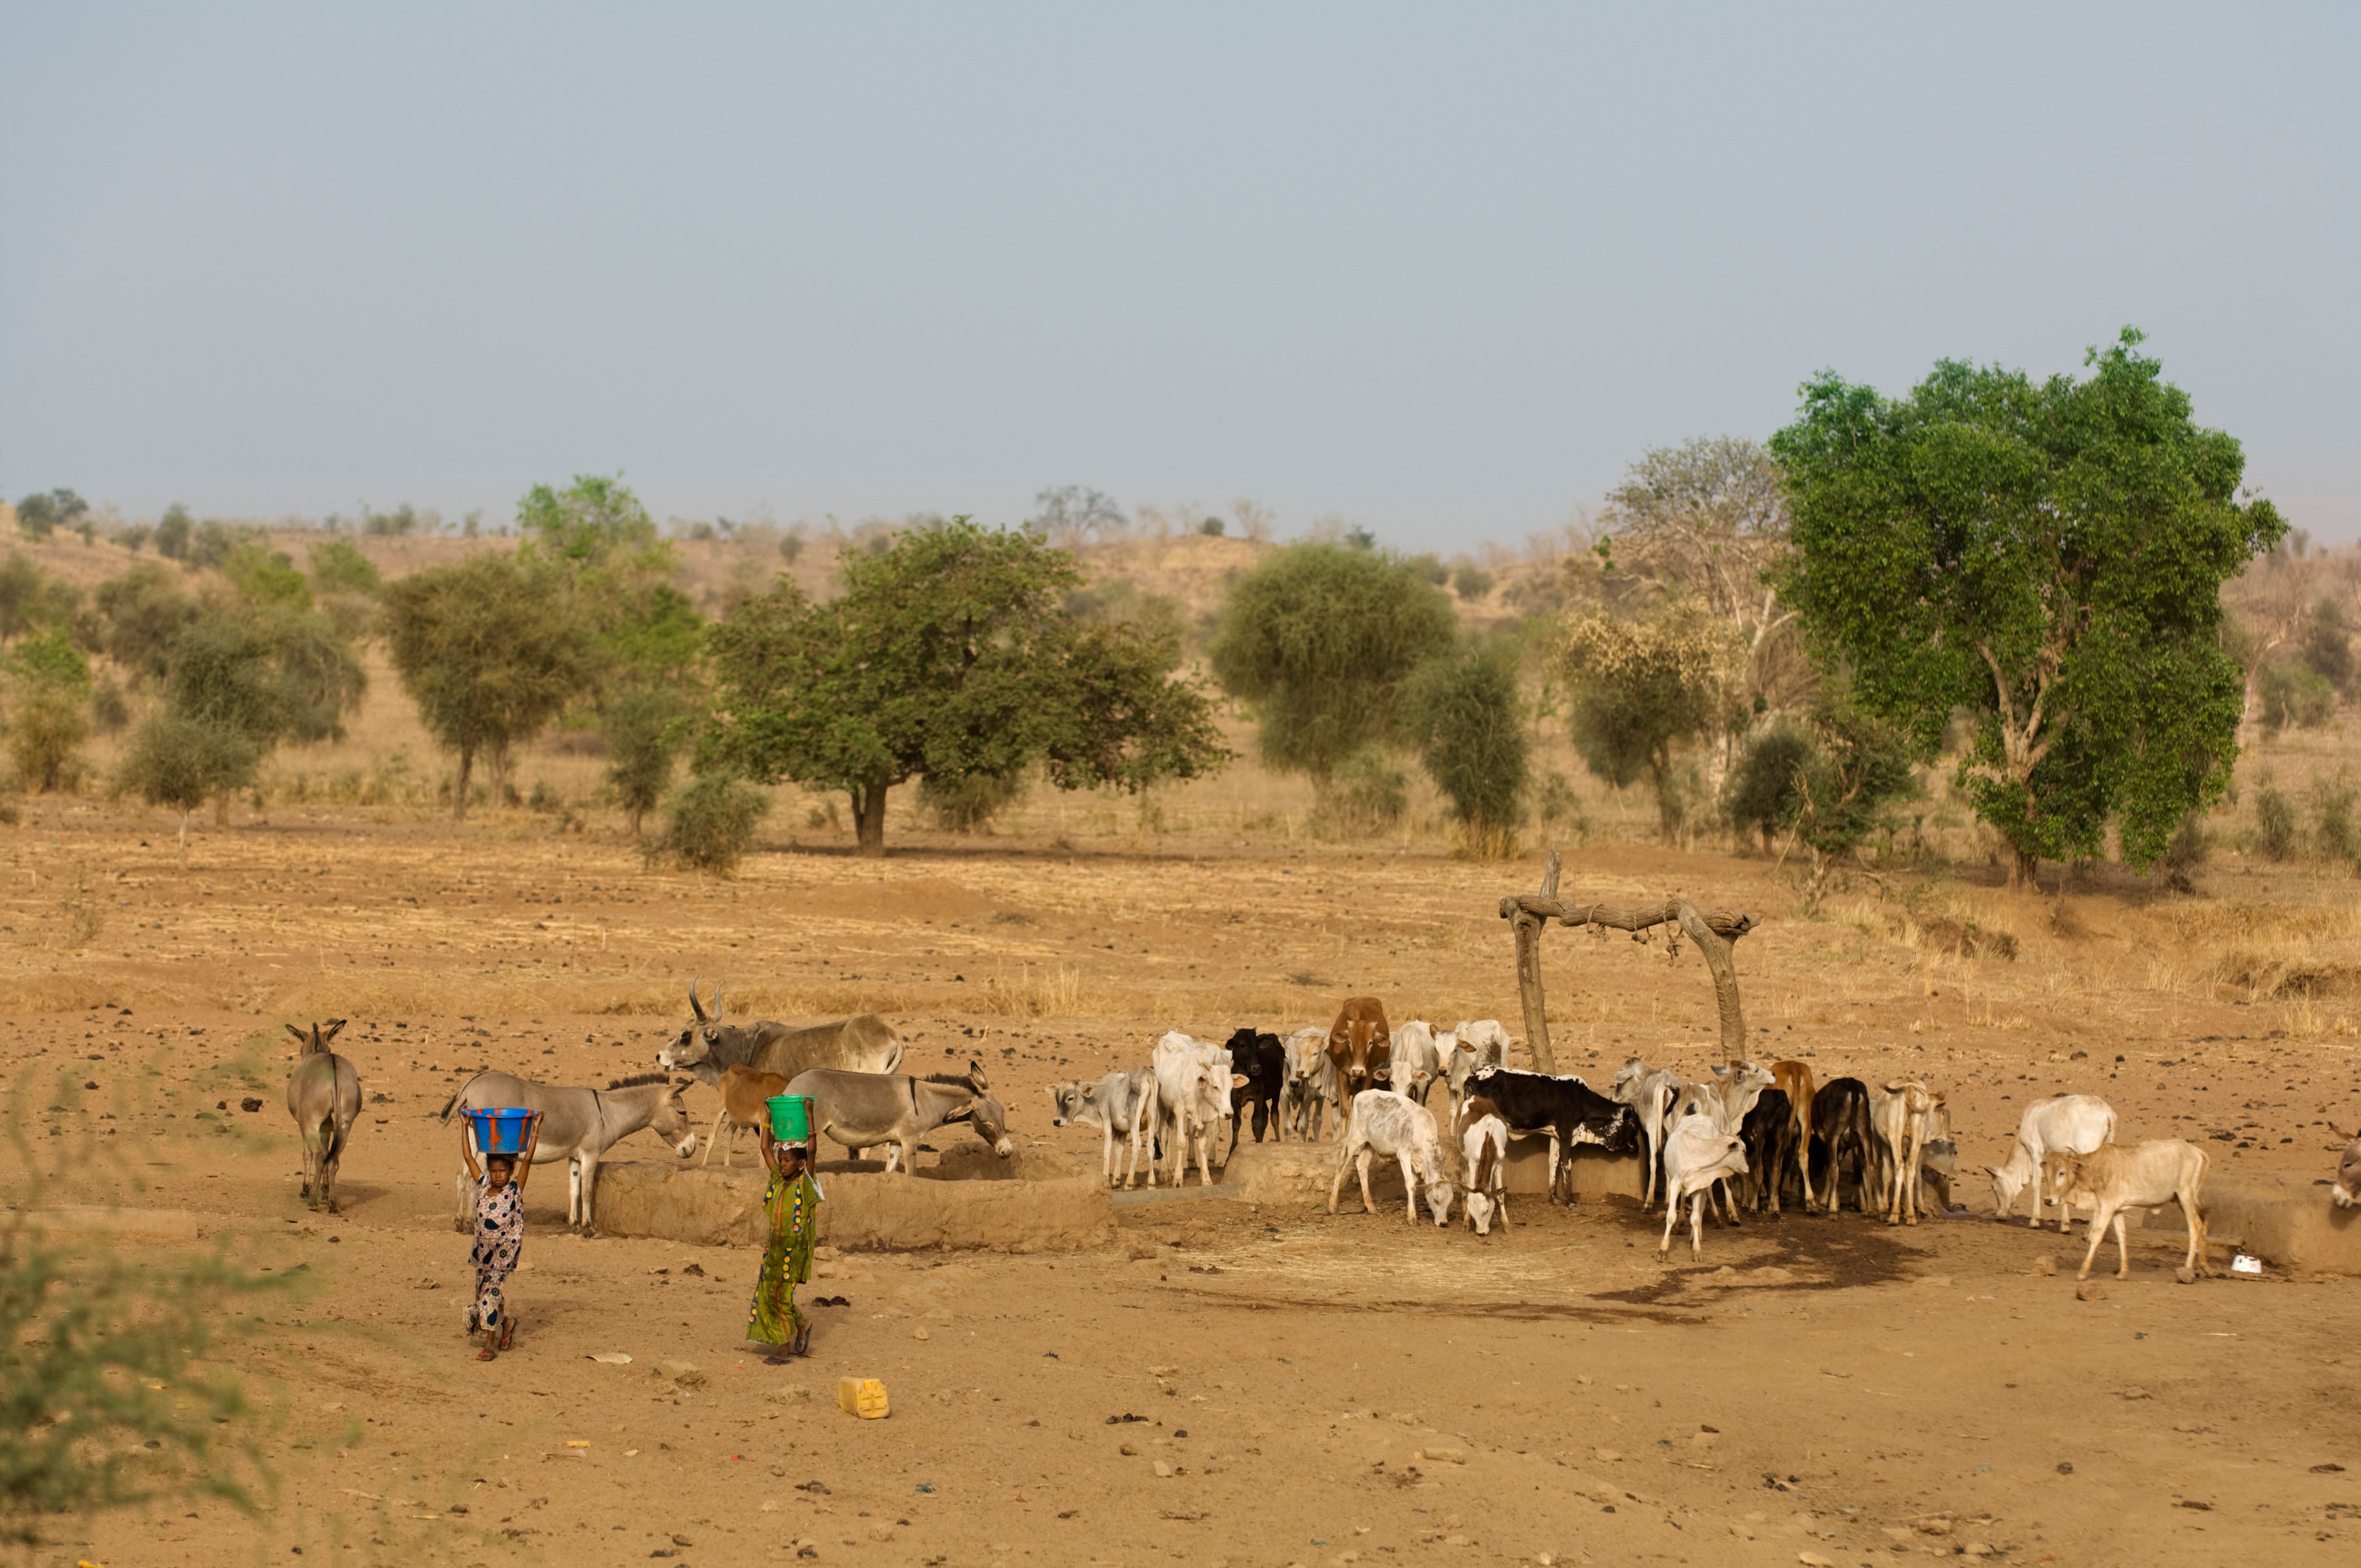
1326, 996, 1393, 1099
702, 1063, 788, 1169
1443, 1019, 1512, 1117
1390, 1020, 1445, 1107
1327, 1089, 1455, 1227
1610, 1058, 1686, 1208
1279, 1028, 1339, 1141
1467, 1064, 1639, 1203
1871, 1080, 1946, 1225
1918, 1134, 1958, 1214
1808, 1077, 1875, 1215
1223, 1028, 1288, 1144
2044, 1140, 2212, 1281
1456, 1094, 1511, 1236
1046, 1069, 1158, 1188
1658, 1113, 1750, 1259
1737, 1087, 1796, 1215
2334, 1125, 2361, 1210
1986, 1094, 2118, 1230
1151, 1031, 1244, 1188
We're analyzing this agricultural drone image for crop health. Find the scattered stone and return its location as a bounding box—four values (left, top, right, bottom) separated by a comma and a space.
1119, 1443, 1140, 1457
914, 1327, 931, 1341
2055, 1462, 2074, 1475
2312, 1463, 2347, 1474
240, 1097, 263, 1112
1799, 1554, 1835, 1567
1415, 1448, 1465, 1465
413, 1277, 440, 1290
1153, 1460, 1174, 1478
2031, 1255, 2057, 1277
2075, 1280, 2107, 1303
1594, 1448, 1622, 1463
1914, 1516, 1953, 1535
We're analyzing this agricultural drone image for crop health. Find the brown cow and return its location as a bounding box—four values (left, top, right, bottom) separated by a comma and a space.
1770, 1059, 1816, 1209
1326, 997, 1393, 1098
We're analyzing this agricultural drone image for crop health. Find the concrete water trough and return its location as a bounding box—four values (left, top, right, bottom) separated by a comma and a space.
591, 1158, 1117, 1253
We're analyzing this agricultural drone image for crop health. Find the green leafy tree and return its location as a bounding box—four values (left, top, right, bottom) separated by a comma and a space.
1772, 328, 2286, 886
1402, 644, 1530, 855
703, 518, 1226, 855
306, 538, 382, 598
0, 555, 80, 645
604, 686, 690, 836
11, 489, 86, 542
382, 552, 596, 819
1724, 691, 1917, 901
87, 563, 198, 684
220, 544, 312, 610
3, 633, 92, 793
150, 604, 365, 825
115, 710, 258, 847
1558, 599, 1735, 838
152, 503, 193, 562
1207, 542, 1457, 790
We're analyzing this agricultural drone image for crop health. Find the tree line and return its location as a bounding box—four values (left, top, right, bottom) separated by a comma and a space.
3, 330, 2347, 884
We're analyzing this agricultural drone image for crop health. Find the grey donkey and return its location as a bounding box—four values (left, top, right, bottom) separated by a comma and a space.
285, 1020, 362, 1214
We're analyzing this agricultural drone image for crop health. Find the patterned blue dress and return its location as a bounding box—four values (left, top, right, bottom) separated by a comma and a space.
467, 1175, 525, 1333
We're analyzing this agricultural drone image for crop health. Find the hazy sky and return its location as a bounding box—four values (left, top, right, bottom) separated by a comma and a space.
5, 4, 2356, 551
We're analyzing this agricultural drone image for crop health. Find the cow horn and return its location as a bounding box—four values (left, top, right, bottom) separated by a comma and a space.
689, 978, 706, 1022
710, 982, 723, 1019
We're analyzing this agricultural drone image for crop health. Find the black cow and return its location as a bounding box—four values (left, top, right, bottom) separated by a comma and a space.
1738, 1087, 1796, 1216
1224, 1028, 1288, 1144
1808, 1076, 1874, 1216
1467, 1065, 1638, 1203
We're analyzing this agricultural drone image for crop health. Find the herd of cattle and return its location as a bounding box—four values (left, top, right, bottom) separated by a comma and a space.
271, 979, 2361, 1283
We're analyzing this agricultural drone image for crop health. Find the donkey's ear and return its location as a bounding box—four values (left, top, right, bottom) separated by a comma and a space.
321, 1019, 347, 1044
967, 1059, 989, 1090
672, 1076, 695, 1094
286, 1024, 310, 1044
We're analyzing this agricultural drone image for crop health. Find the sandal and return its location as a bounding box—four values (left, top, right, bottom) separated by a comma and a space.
477, 1348, 497, 1361
498, 1317, 517, 1351
790, 1325, 812, 1358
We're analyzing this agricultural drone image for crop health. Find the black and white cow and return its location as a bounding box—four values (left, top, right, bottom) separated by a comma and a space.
1466, 1065, 1639, 1203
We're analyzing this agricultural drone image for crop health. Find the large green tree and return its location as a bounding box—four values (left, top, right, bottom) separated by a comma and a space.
1207, 542, 1458, 788
1401, 643, 1530, 853
382, 552, 595, 819
1558, 598, 1736, 838
1772, 329, 2285, 887
702, 518, 1227, 855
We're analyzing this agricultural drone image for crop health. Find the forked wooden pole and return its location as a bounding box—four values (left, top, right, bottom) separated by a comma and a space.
1511, 851, 1563, 1073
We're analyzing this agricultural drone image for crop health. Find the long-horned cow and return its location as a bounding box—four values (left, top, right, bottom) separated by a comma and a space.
658, 981, 905, 1087
285, 1019, 362, 1214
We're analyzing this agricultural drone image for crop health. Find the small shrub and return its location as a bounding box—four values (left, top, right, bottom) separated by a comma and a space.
646, 773, 770, 873
920, 769, 1028, 834
5, 633, 92, 793
2257, 660, 2336, 736
2312, 770, 2358, 864
1451, 564, 1494, 602
153, 504, 193, 561
2163, 812, 2209, 871
2253, 772, 2297, 860
1197, 516, 1225, 537
306, 538, 382, 597
1724, 724, 1815, 853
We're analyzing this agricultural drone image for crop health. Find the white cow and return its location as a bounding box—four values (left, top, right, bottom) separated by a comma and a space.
1869, 1080, 1947, 1225
1045, 1069, 1159, 1189
1390, 1020, 1444, 1107
1986, 1093, 2118, 1230
1659, 1113, 1750, 1258
1443, 1020, 1512, 1117
1329, 1089, 1456, 1227
1279, 1027, 1339, 1141
2045, 1139, 2212, 1281
1456, 1094, 1511, 1236
1664, 1061, 1772, 1221
1150, 1031, 1243, 1188
1610, 1057, 1687, 1208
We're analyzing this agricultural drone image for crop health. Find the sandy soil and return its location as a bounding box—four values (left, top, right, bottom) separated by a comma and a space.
6, 799, 2361, 1568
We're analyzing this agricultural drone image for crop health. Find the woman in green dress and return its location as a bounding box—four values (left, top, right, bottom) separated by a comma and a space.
747, 1135, 822, 1363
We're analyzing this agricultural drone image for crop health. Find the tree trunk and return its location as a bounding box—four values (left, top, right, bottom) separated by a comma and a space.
854, 778, 890, 857
178, 806, 191, 853
628, 802, 644, 837
488, 740, 510, 810
1675, 901, 1750, 1067
214, 792, 230, 829
2009, 845, 2038, 891
1512, 851, 1564, 1074
453, 748, 474, 823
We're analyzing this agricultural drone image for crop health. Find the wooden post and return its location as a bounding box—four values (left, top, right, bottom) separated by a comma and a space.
1674, 901, 1749, 1066
1512, 851, 1562, 1074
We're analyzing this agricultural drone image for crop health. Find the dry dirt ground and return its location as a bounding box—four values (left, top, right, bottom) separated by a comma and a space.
5, 799, 2360, 1568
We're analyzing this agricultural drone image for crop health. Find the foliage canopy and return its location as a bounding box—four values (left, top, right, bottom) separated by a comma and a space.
1772, 329, 2284, 884
1207, 542, 1458, 787
1401, 643, 1530, 853
704, 518, 1227, 854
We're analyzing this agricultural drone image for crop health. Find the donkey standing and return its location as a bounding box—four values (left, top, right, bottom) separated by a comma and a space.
285, 1019, 362, 1213
785, 1061, 1012, 1174
442, 1070, 697, 1236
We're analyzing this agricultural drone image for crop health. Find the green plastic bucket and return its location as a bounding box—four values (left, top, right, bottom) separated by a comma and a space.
766, 1094, 814, 1143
